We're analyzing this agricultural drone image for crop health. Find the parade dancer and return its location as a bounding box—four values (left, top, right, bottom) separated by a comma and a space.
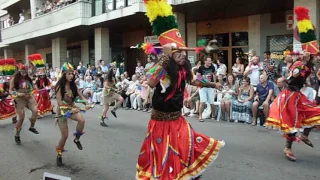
266, 6, 320, 161
55, 62, 91, 166
9, 63, 39, 144
0, 59, 17, 123
100, 67, 124, 127
136, 1, 225, 179
29, 54, 55, 117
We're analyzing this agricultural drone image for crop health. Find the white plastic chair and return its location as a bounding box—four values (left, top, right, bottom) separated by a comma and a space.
213, 89, 223, 121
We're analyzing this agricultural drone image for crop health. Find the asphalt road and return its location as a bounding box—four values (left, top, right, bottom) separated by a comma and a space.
0, 105, 319, 180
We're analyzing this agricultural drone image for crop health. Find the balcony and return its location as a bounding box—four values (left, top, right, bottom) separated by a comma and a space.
0, 0, 20, 10
1, 0, 91, 45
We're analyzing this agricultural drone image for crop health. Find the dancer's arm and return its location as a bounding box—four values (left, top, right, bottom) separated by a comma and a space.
9, 77, 23, 97
55, 87, 65, 107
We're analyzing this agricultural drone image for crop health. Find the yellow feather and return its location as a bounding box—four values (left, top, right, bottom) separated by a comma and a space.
145, 0, 173, 22
297, 19, 314, 33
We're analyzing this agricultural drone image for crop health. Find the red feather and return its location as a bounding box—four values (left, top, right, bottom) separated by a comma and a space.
0, 59, 5, 66
195, 47, 204, 54
294, 6, 310, 21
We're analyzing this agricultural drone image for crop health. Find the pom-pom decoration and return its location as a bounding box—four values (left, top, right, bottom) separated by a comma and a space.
4, 58, 16, 76
141, 42, 157, 55
294, 6, 319, 54
61, 62, 74, 73
28, 54, 45, 68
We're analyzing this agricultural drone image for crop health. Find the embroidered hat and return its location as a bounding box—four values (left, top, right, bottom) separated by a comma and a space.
144, 0, 186, 52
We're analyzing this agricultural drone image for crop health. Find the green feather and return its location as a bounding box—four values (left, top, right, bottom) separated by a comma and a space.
152, 15, 178, 36
137, 43, 143, 49
299, 30, 317, 43
197, 39, 207, 47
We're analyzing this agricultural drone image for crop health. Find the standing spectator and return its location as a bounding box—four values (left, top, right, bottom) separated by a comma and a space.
144, 57, 155, 72
244, 56, 260, 87
252, 74, 274, 126
197, 56, 216, 122
18, 13, 25, 24
278, 54, 293, 78
77, 61, 86, 76
262, 51, 276, 81
216, 57, 227, 81
135, 61, 144, 76
248, 49, 256, 65
232, 57, 245, 82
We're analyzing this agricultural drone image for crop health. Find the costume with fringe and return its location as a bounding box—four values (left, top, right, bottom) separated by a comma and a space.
266, 60, 320, 133
136, 1, 224, 179
0, 83, 16, 120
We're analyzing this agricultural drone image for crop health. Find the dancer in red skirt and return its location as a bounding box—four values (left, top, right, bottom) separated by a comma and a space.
266, 6, 320, 161
136, 1, 224, 179
28, 54, 55, 117
0, 79, 17, 123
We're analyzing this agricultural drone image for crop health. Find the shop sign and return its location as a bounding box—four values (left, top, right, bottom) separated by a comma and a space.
286, 15, 293, 30
144, 36, 159, 44
271, 52, 285, 61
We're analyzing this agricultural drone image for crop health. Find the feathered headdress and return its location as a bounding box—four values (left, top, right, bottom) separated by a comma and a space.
61, 62, 74, 73
28, 54, 46, 75
295, 6, 319, 54
0, 58, 16, 76
16, 63, 27, 72
144, 0, 185, 51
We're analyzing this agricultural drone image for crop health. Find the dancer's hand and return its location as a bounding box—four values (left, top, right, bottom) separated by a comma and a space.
163, 43, 173, 56
85, 105, 92, 110
71, 108, 80, 113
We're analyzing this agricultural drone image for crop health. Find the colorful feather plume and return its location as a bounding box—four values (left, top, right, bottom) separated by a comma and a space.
0, 58, 17, 76
294, 6, 319, 54
28, 54, 45, 68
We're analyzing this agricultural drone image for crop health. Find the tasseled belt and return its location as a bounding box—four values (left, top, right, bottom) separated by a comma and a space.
151, 109, 181, 121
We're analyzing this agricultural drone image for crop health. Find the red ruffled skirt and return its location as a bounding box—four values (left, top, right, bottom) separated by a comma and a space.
0, 98, 16, 120
136, 116, 224, 180
35, 90, 53, 115
266, 89, 320, 133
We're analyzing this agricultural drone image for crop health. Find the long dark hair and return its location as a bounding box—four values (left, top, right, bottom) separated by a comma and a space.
55, 73, 78, 101
106, 68, 115, 83
166, 56, 192, 88
36, 76, 49, 88
13, 72, 33, 90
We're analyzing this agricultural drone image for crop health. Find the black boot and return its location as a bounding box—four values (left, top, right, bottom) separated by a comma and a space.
73, 138, 83, 150
111, 109, 117, 118
100, 116, 108, 127
15, 136, 21, 145
29, 127, 39, 134
56, 154, 63, 166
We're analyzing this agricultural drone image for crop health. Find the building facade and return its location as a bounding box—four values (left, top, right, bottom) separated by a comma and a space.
0, 0, 319, 75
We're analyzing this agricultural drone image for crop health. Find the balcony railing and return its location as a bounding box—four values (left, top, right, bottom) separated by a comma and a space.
1, 0, 91, 45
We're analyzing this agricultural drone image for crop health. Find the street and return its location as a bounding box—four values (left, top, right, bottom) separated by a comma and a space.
0, 106, 319, 180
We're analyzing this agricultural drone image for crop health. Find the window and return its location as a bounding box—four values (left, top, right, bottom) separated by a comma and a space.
232, 32, 248, 46
105, 0, 114, 12
214, 33, 229, 47
116, 0, 125, 9
267, 35, 293, 63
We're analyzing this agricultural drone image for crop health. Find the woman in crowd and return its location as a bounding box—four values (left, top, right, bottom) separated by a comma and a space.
231, 76, 254, 123
220, 74, 238, 121
232, 57, 245, 82
35, 73, 55, 117
55, 62, 91, 166
10, 63, 39, 144
100, 68, 124, 127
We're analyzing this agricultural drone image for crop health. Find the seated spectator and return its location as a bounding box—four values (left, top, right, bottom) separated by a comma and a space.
125, 75, 138, 109
80, 76, 94, 103
231, 76, 254, 123
135, 61, 144, 76
220, 74, 238, 122
92, 74, 103, 105
301, 84, 316, 103
183, 84, 200, 117
252, 74, 274, 126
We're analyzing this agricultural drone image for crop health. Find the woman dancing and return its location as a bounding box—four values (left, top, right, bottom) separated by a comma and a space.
35, 74, 55, 117
9, 63, 39, 144
0, 81, 17, 123
266, 6, 320, 161
100, 67, 124, 127
137, 1, 224, 179
55, 62, 91, 166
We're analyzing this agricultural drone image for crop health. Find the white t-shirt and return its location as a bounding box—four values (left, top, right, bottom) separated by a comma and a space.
301, 87, 315, 102
246, 65, 260, 86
